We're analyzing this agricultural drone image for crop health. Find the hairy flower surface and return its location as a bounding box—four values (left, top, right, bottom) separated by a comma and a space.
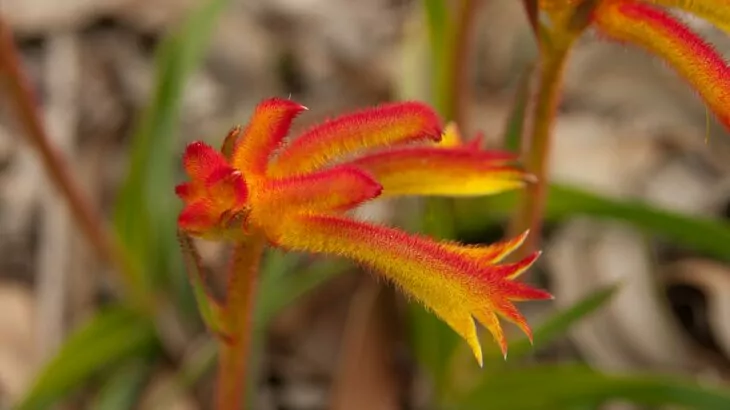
538, 0, 730, 131
176, 98, 551, 365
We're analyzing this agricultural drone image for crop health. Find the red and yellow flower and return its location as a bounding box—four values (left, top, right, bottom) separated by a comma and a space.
538, 0, 730, 130
176, 98, 551, 365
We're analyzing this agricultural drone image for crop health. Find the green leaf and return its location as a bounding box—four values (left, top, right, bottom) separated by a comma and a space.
503, 64, 533, 153
484, 284, 619, 363
422, 0, 454, 119
456, 183, 730, 262
545, 185, 730, 261
260, 248, 303, 282
113, 0, 228, 296
17, 307, 158, 409
459, 364, 730, 409
91, 361, 151, 410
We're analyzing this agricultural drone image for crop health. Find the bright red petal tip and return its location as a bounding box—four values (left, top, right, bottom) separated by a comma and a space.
183, 141, 229, 180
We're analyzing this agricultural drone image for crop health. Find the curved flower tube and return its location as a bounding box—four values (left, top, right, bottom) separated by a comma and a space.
592, 0, 730, 130
176, 98, 551, 365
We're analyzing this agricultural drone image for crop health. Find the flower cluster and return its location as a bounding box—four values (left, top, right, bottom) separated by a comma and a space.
176, 98, 552, 365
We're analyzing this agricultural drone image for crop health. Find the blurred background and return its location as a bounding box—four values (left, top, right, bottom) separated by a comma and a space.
3, 0, 730, 409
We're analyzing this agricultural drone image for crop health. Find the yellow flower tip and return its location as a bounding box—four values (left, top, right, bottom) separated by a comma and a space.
438, 123, 486, 150
467, 332, 484, 367
439, 122, 463, 147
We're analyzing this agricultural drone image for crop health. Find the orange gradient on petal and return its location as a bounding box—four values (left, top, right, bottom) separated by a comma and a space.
231, 98, 307, 175
349, 146, 526, 197
269, 101, 442, 177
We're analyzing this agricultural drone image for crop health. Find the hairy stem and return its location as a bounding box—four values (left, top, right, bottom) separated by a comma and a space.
0, 19, 143, 301
216, 236, 266, 410
510, 46, 571, 255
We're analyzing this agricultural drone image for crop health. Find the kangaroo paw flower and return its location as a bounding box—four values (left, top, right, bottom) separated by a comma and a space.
175, 98, 551, 363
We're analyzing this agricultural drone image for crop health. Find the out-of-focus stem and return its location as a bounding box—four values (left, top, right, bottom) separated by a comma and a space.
0, 19, 144, 303
450, 0, 482, 128
216, 236, 266, 410
510, 46, 571, 255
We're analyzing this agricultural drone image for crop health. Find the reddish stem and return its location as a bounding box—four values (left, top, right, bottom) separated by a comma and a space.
510, 47, 571, 255
216, 236, 266, 410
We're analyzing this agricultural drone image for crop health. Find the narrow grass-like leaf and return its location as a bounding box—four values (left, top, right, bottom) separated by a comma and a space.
416, 0, 460, 390
423, 0, 453, 118
17, 307, 158, 409
178, 230, 227, 334
456, 183, 730, 262
409, 302, 461, 396
113, 0, 227, 294
459, 364, 730, 409
503, 64, 533, 153
256, 258, 350, 327
91, 361, 151, 410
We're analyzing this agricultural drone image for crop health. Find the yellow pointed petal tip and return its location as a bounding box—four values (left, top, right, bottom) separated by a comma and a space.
438, 122, 463, 147
454, 314, 484, 367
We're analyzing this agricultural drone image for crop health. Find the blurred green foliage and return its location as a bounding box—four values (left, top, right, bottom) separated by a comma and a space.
17, 307, 158, 409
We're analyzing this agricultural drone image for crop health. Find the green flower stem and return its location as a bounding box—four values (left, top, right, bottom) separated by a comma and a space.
216, 236, 266, 410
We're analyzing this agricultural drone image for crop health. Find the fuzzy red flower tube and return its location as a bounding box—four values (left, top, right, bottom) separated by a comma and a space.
176, 98, 551, 409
